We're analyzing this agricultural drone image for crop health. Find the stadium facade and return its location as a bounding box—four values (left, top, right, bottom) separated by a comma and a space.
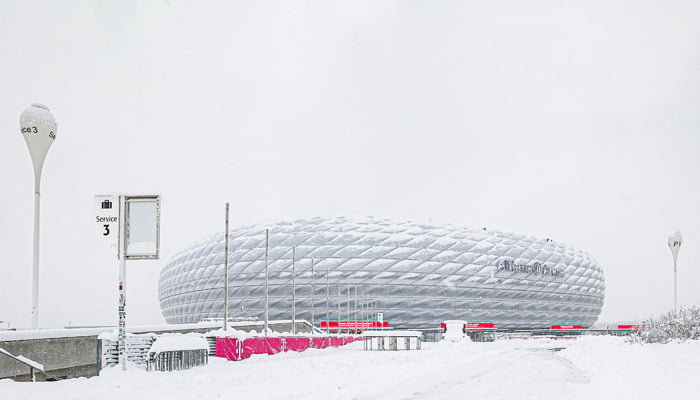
158, 217, 605, 329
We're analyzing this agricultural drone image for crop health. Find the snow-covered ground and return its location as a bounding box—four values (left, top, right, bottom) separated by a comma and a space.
1, 336, 698, 400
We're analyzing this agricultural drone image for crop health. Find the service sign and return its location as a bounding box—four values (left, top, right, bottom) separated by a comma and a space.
95, 195, 119, 257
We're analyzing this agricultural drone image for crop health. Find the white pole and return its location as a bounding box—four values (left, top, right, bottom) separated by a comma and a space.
354, 286, 357, 334
347, 286, 350, 334
223, 203, 229, 331
674, 258, 678, 312
31, 186, 40, 329
337, 278, 341, 334
311, 258, 315, 330
118, 196, 127, 370
361, 291, 364, 332
326, 268, 329, 330
667, 231, 682, 313
292, 246, 296, 334
264, 229, 269, 335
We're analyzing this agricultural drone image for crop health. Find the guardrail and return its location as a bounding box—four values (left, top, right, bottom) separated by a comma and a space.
146, 349, 208, 372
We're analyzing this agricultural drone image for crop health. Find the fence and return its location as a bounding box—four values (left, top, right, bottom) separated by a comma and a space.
146, 349, 208, 372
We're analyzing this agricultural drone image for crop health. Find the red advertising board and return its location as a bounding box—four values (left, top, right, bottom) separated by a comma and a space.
466, 322, 495, 332
319, 320, 389, 332
550, 324, 583, 330
617, 324, 646, 330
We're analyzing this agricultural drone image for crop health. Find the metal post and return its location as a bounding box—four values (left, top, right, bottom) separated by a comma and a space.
326, 268, 329, 330
292, 246, 296, 334
337, 278, 341, 334
311, 258, 315, 330
354, 286, 357, 333
223, 203, 229, 331
347, 286, 350, 333
668, 231, 682, 313
360, 292, 364, 331
264, 229, 269, 335
118, 195, 127, 370
673, 258, 678, 312
31, 186, 40, 329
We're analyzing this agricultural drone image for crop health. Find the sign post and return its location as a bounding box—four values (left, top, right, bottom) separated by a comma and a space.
95, 194, 160, 371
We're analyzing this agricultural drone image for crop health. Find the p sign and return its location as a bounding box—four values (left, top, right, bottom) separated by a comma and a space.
95, 195, 119, 256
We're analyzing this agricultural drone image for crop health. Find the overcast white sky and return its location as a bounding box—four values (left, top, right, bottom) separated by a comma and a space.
1, 1, 699, 329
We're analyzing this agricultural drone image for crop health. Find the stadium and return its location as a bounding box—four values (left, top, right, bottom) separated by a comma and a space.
158, 217, 605, 329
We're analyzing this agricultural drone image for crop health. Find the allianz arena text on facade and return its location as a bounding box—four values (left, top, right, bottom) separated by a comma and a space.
158, 217, 605, 329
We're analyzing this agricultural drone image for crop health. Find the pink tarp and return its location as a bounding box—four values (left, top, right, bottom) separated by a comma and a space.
216, 336, 362, 362
285, 337, 310, 352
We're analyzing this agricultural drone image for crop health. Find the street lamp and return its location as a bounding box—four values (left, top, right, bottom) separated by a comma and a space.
20, 103, 57, 329
667, 230, 682, 312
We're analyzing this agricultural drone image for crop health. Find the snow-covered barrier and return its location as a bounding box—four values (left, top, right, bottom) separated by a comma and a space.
98, 333, 210, 373
147, 335, 209, 372
215, 336, 361, 361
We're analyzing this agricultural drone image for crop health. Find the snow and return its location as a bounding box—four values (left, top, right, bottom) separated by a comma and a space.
1, 336, 698, 399
361, 330, 422, 337
0, 348, 44, 372
148, 334, 208, 354
14, 356, 44, 372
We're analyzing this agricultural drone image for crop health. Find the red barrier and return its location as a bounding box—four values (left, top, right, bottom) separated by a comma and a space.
216, 337, 241, 360
285, 337, 310, 352
311, 337, 329, 349
217, 336, 356, 362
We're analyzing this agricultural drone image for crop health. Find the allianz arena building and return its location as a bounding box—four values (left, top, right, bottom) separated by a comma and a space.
158, 217, 605, 329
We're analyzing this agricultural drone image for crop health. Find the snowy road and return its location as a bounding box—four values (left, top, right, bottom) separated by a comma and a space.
1, 336, 698, 400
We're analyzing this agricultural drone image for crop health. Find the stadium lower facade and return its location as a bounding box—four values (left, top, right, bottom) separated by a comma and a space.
158, 217, 605, 329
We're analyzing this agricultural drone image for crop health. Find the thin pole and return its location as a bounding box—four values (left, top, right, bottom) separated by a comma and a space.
118, 196, 127, 370
311, 258, 315, 330
354, 286, 357, 334
326, 268, 330, 331
223, 203, 229, 331
264, 229, 269, 336
31, 180, 40, 329
347, 286, 350, 333
361, 291, 364, 332
337, 278, 341, 334
674, 258, 678, 312
292, 246, 296, 334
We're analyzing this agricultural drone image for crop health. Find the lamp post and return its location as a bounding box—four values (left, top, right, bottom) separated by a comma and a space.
223, 203, 229, 331
20, 104, 57, 330
667, 230, 683, 312
292, 246, 296, 334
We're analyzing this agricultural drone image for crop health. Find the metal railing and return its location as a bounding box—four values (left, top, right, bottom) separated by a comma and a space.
146, 349, 208, 372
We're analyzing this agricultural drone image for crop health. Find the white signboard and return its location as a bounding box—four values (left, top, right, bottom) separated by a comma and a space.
124, 196, 160, 260
95, 195, 119, 256
377, 312, 384, 323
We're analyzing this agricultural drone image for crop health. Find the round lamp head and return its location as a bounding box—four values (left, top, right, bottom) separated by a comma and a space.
20, 103, 57, 184
667, 230, 682, 263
